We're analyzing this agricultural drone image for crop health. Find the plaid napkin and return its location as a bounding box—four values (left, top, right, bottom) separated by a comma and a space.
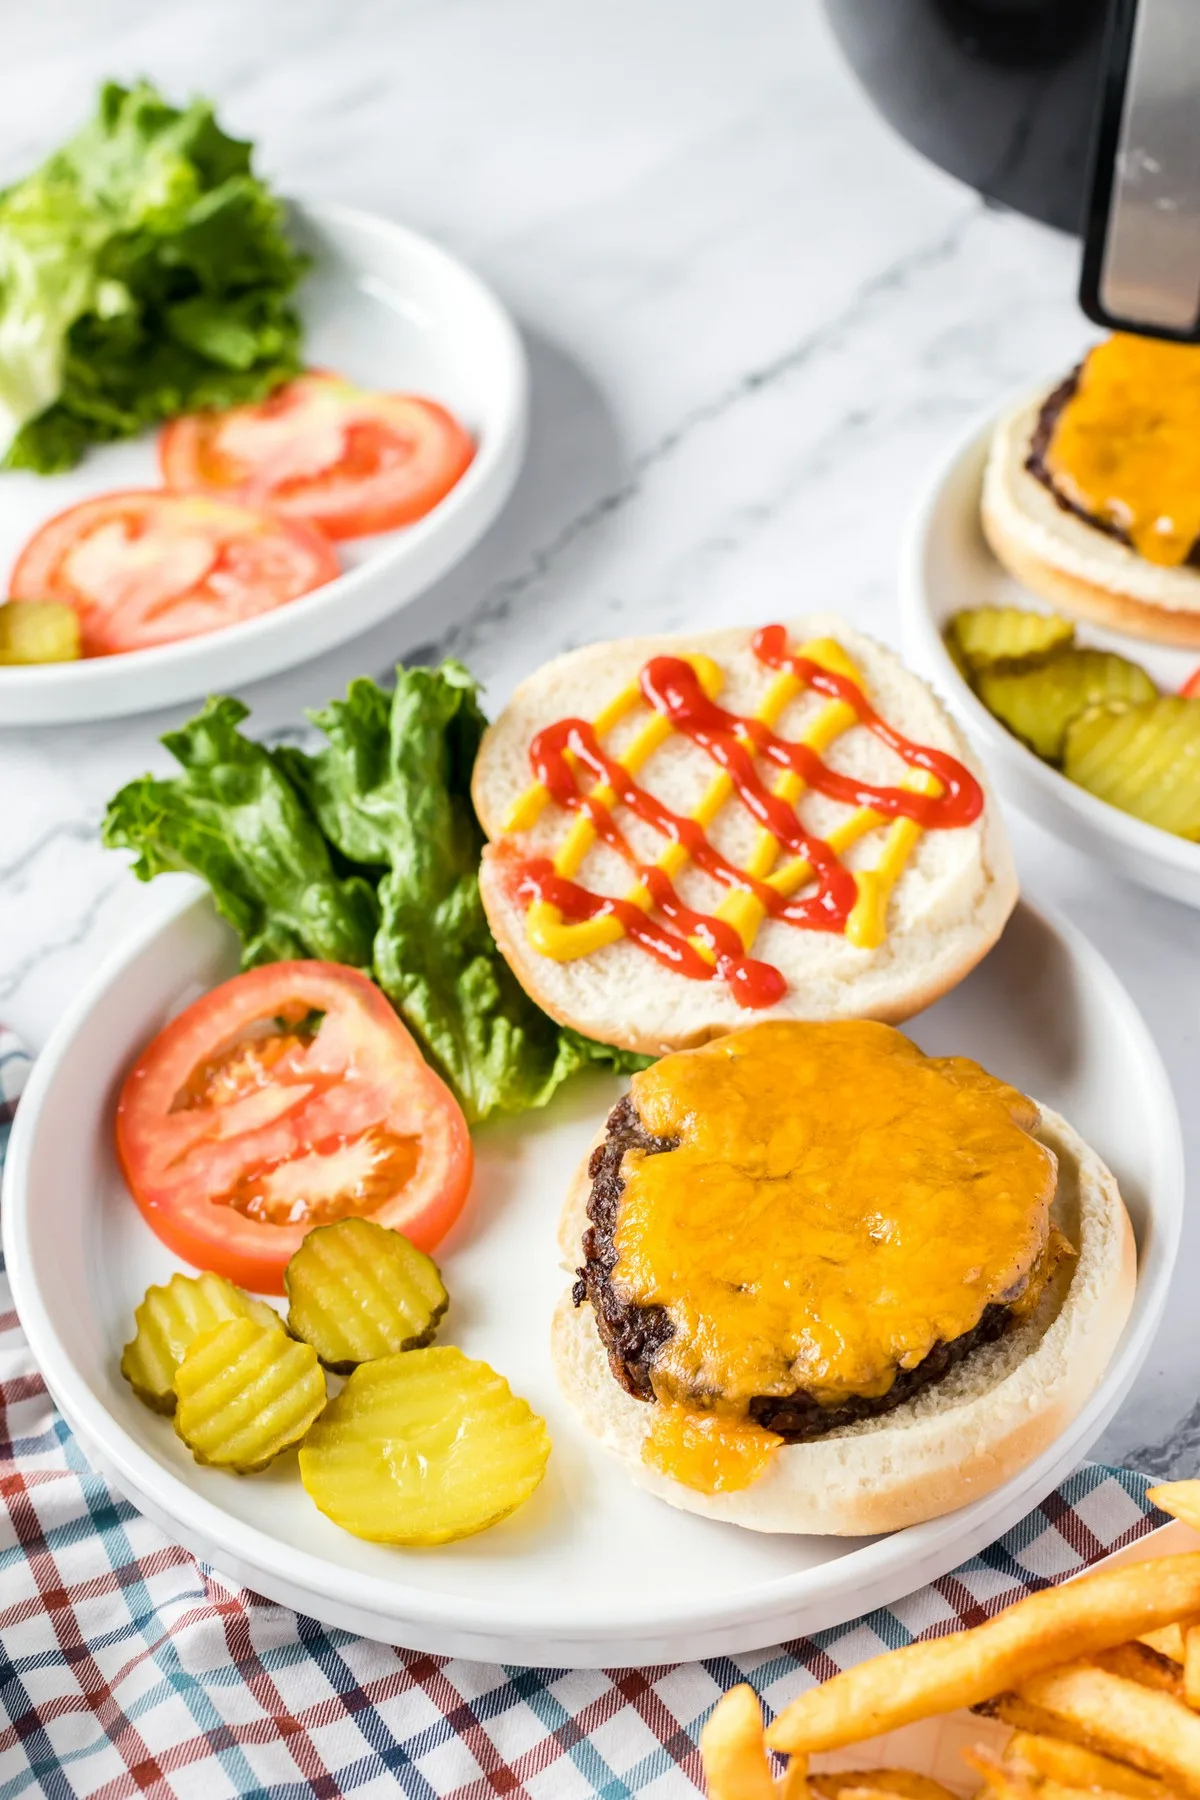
0, 1023, 1163, 1800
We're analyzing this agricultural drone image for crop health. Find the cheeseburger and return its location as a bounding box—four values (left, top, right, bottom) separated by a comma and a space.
983, 333, 1200, 647
553, 1020, 1135, 1534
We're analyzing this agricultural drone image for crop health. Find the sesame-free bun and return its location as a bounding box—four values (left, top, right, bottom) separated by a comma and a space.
981, 393, 1200, 648
551, 1103, 1136, 1536
472, 618, 1017, 1056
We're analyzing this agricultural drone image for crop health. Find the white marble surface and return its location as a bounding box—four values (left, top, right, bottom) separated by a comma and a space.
0, 1, 1195, 1475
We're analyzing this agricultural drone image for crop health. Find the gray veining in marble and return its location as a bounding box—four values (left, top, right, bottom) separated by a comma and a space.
1, 0, 1197, 1478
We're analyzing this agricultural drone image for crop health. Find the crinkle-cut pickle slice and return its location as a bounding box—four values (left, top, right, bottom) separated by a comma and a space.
0, 599, 81, 665
299, 1346, 551, 1545
1065, 696, 1200, 839
173, 1316, 326, 1472
976, 646, 1157, 763
284, 1217, 448, 1373
945, 605, 1074, 675
121, 1270, 279, 1413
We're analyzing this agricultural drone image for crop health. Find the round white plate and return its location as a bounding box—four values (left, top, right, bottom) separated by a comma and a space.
2, 887, 1181, 1665
900, 410, 1200, 909
0, 201, 527, 727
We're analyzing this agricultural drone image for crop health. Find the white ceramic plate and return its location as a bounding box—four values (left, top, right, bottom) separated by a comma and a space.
2, 886, 1181, 1665
0, 201, 527, 727
901, 410, 1200, 909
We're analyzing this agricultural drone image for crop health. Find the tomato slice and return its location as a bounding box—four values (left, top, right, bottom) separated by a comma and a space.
159, 372, 475, 539
1182, 666, 1200, 699
9, 490, 339, 657
116, 962, 473, 1295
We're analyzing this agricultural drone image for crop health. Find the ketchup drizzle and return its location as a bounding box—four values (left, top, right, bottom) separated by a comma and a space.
515, 627, 983, 1008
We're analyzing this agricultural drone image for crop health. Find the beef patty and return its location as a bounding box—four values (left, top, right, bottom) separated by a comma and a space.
1025, 370, 1200, 568
572, 1094, 1019, 1445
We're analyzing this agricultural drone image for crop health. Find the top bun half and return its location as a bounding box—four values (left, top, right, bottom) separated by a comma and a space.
472, 617, 1017, 1055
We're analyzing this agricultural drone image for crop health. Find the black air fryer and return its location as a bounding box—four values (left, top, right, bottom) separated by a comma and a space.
823, 0, 1200, 340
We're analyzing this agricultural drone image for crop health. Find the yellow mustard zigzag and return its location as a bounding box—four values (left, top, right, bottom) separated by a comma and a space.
501, 637, 941, 962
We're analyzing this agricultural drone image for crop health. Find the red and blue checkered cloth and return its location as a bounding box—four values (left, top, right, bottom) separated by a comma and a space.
0, 1025, 1163, 1799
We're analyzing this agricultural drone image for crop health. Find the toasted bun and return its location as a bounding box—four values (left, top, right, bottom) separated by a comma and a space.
473, 617, 1017, 1056
552, 1103, 1136, 1535
981, 394, 1200, 648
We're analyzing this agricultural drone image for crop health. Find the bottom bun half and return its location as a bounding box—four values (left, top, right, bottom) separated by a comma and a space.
551, 1104, 1136, 1536
981, 395, 1200, 648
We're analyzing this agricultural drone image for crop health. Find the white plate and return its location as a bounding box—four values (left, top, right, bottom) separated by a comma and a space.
0, 201, 527, 727
2, 887, 1181, 1666
900, 410, 1200, 909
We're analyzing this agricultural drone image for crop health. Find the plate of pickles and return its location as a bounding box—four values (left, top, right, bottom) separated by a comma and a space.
901, 411, 1200, 910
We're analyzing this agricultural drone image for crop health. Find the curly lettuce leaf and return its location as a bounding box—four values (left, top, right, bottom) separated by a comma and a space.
104, 665, 648, 1120
102, 696, 377, 969
0, 80, 305, 472
278, 662, 650, 1122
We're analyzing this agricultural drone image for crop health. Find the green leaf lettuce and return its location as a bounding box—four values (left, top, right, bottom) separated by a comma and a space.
102, 696, 378, 969
0, 80, 306, 472
104, 663, 650, 1122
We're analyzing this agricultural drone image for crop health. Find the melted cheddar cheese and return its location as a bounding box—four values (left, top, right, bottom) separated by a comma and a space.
613, 1021, 1058, 1493
1047, 334, 1200, 567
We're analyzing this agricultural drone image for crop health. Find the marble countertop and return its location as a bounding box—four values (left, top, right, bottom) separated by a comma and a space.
1, 0, 1195, 1478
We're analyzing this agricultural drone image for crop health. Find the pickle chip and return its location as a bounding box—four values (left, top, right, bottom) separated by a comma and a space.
174, 1316, 326, 1472
285, 1217, 448, 1373
1065, 696, 1200, 839
945, 606, 1074, 676
976, 647, 1157, 762
121, 1271, 280, 1413
0, 599, 82, 665
299, 1346, 551, 1544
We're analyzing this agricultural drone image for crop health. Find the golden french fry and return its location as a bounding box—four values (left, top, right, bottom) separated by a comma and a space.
817, 1788, 945, 1800
1141, 1625, 1188, 1665
809, 1774, 957, 1800
978, 1693, 1094, 1743
984, 1777, 1158, 1800
700, 1685, 807, 1800
963, 1747, 1036, 1800
778, 1761, 810, 1800
1185, 1626, 1200, 1712
767, 1554, 1200, 1754
1017, 1662, 1200, 1794
1004, 1730, 1174, 1799
1094, 1642, 1186, 1699
1148, 1484, 1200, 1534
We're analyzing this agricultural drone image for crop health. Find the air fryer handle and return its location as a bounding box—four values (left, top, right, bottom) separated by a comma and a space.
1080, 0, 1200, 339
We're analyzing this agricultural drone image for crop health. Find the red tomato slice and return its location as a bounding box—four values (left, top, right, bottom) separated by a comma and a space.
159, 372, 475, 539
1182, 666, 1200, 698
116, 962, 473, 1295
9, 490, 338, 657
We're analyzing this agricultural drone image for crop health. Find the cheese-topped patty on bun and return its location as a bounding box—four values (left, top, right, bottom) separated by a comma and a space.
553, 1020, 1136, 1534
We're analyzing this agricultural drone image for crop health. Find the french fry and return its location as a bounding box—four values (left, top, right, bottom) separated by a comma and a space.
1185, 1627, 1200, 1712
964, 1747, 1044, 1800
1011, 1786, 1169, 1800
767, 1554, 1200, 1754
1016, 1663, 1200, 1795
700, 1685, 808, 1799
1149, 1484, 1200, 1534
980, 1692, 1100, 1744
1093, 1642, 1186, 1698
1003, 1730, 1175, 1799
809, 1774, 957, 1800
971, 1759, 1152, 1800
1142, 1626, 1188, 1666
